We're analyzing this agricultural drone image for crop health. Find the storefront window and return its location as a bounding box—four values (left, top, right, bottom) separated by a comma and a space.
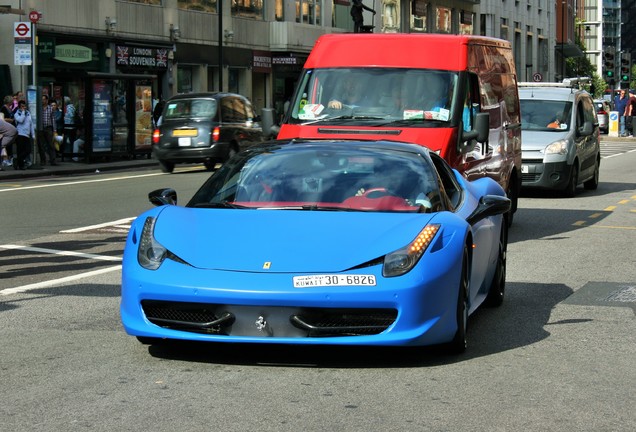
410, 0, 427, 32
93, 80, 113, 153
128, 0, 161, 4
178, 0, 216, 12
232, 0, 263, 19
135, 83, 153, 151
296, 0, 321, 25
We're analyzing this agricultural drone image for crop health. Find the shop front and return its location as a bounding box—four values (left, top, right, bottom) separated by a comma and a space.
37, 36, 167, 162
272, 52, 307, 123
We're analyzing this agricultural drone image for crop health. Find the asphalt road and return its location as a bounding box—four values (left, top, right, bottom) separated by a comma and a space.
0, 145, 634, 431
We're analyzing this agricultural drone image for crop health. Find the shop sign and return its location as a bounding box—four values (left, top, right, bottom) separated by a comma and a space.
252, 50, 271, 73
273, 56, 298, 65
54, 44, 92, 63
116, 45, 169, 69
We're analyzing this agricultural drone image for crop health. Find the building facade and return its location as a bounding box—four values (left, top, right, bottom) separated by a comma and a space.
1, 0, 569, 160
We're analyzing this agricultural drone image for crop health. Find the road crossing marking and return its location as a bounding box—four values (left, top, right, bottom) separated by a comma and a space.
60, 217, 136, 233
0, 244, 122, 261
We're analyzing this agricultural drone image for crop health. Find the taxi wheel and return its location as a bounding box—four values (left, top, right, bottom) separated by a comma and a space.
159, 160, 175, 173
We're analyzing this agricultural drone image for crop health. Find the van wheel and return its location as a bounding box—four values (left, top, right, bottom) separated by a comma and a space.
203, 160, 217, 171
159, 160, 175, 173
563, 163, 578, 198
505, 181, 518, 227
485, 221, 507, 307
584, 157, 600, 190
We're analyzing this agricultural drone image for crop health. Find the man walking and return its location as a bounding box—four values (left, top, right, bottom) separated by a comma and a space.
614, 89, 629, 137
38, 94, 57, 165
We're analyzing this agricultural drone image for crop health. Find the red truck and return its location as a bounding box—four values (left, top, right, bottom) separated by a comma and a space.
278, 33, 522, 223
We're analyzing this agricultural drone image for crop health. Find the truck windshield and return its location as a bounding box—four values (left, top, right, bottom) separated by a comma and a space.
287, 68, 459, 125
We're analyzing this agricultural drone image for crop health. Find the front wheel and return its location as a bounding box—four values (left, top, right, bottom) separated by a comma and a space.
445, 247, 470, 354
563, 163, 578, 198
583, 157, 600, 190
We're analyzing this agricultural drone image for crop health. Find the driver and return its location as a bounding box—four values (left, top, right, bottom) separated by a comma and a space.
327, 75, 369, 109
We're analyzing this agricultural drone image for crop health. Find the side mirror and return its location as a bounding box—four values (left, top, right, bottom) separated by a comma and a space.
578, 120, 593, 137
466, 194, 511, 225
459, 112, 489, 152
149, 188, 177, 207
260, 108, 280, 139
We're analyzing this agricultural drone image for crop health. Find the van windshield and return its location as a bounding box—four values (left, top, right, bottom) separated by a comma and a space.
164, 98, 218, 119
287, 68, 458, 126
520, 99, 572, 131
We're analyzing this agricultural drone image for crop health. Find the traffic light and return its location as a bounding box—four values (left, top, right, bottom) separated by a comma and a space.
604, 48, 616, 81
620, 52, 631, 84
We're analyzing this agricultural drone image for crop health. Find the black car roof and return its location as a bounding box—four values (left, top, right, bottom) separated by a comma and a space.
166, 92, 246, 101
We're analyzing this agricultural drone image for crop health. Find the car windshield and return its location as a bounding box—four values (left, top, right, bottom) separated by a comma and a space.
520, 99, 573, 131
188, 144, 444, 213
285, 68, 458, 126
163, 98, 217, 119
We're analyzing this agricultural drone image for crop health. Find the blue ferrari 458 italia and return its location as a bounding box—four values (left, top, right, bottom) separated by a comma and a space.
121, 139, 510, 354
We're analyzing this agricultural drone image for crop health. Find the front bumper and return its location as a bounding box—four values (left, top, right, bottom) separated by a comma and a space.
120, 256, 463, 348
521, 159, 572, 190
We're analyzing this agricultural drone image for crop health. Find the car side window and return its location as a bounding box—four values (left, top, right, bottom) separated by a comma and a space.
429, 153, 462, 211
221, 97, 246, 123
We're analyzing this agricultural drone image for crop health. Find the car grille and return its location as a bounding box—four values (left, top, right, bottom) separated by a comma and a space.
141, 300, 397, 338
522, 173, 541, 182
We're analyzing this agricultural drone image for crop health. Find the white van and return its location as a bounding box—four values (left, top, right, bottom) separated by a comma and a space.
519, 82, 600, 197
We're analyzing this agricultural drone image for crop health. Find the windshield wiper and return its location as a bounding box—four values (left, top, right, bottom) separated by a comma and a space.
192, 201, 248, 209
300, 204, 359, 211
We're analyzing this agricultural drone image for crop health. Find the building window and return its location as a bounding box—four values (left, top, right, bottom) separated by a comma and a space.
296, 0, 321, 25
410, 0, 427, 32
276, 0, 284, 21
128, 0, 162, 4
178, 0, 216, 12
500, 18, 508, 41
435, 6, 451, 33
459, 11, 473, 35
177, 66, 193, 94
232, 0, 263, 19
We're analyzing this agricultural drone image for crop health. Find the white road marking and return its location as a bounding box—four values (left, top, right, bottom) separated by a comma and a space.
60, 217, 136, 233
0, 172, 165, 193
0, 244, 122, 261
0, 265, 122, 296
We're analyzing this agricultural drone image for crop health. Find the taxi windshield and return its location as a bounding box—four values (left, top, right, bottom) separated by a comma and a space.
163, 98, 217, 119
286, 68, 459, 126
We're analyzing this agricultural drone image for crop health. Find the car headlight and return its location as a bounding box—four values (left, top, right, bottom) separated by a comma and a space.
138, 217, 167, 270
543, 140, 568, 155
383, 224, 440, 277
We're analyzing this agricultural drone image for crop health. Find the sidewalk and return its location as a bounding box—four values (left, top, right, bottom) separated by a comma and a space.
0, 156, 159, 181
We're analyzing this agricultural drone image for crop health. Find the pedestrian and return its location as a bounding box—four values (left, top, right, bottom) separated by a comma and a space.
38, 94, 58, 165
350, 0, 376, 33
626, 90, 636, 138
1, 95, 17, 166
0, 117, 18, 171
62, 96, 79, 155
13, 99, 35, 170
51, 99, 64, 152
613, 89, 629, 137
10, 90, 23, 112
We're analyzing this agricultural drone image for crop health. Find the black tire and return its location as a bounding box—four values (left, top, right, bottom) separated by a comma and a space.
505, 179, 518, 227
485, 220, 507, 307
583, 157, 600, 190
563, 163, 578, 198
446, 247, 470, 354
203, 159, 217, 171
226, 144, 238, 161
158, 160, 175, 173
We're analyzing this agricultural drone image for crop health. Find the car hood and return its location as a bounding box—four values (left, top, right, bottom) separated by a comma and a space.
522, 130, 569, 151
151, 206, 441, 273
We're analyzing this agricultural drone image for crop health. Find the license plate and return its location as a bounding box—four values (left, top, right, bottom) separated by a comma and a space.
293, 274, 376, 288
521, 164, 529, 174
172, 129, 198, 137
178, 137, 191, 147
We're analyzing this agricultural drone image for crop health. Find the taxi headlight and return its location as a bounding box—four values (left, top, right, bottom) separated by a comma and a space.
383, 225, 440, 277
544, 140, 568, 155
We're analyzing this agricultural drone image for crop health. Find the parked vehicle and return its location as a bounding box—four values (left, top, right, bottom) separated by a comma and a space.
277, 33, 522, 225
593, 99, 610, 134
121, 139, 510, 354
519, 82, 601, 197
152, 92, 263, 173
